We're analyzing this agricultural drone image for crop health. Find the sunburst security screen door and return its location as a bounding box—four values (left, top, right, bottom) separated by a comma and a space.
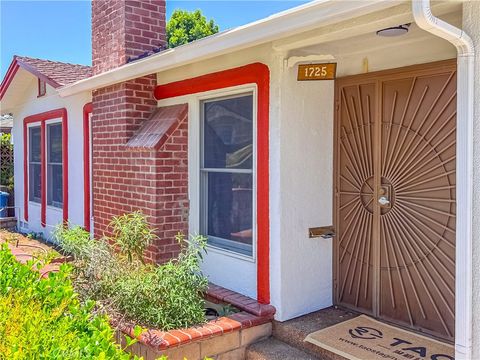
334, 60, 456, 341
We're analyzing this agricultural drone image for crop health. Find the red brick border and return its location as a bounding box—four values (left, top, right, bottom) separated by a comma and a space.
117, 283, 275, 351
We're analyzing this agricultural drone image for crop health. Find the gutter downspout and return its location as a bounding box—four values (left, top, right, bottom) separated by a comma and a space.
412, 1, 474, 359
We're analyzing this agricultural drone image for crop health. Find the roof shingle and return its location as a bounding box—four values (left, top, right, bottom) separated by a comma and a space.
15, 56, 92, 87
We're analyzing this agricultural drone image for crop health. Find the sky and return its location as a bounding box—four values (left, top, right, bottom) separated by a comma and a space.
0, 0, 311, 78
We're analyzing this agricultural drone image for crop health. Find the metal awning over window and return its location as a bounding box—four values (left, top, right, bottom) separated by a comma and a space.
126, 103, 187, 149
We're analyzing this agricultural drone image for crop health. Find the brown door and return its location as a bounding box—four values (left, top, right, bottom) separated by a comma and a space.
334, 60, 456, 341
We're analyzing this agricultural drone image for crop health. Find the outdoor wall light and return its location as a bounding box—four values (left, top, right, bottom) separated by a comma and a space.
376, 23, 411, 37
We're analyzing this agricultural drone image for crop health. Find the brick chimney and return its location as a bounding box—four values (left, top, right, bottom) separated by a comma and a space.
92, 0, 166, 75
90, 0, 189, 263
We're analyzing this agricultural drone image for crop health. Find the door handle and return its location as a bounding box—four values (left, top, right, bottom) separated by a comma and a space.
378, 196, 390, 206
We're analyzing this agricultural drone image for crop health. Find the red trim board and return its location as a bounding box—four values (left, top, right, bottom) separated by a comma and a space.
0, 62, 19, 100
83, 103, 93, 232
23, 108, 68, 226
0, 57, 61, 101
154, 63, 271, 304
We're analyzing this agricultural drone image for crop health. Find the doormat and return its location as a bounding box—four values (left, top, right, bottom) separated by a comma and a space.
305, 315, 454, 360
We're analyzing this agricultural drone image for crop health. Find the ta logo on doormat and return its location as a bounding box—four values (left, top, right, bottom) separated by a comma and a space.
305, 315, 455, 360
348, 325, 454, 360
349, 326, 383, 340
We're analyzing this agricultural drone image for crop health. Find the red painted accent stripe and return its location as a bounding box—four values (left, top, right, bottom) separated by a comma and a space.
83, 103, 93, 232
23, 108, 68, 227
40, 121, 46, 227
62, 109, 69, 224
0, 62, 19, 100
154, 63, 271, 304
23, 121, 28, 221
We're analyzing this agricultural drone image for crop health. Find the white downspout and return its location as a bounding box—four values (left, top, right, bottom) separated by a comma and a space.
412, 1, 475, 359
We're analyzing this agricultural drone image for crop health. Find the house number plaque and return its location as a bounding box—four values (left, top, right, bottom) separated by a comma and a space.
297, 63, 337, 81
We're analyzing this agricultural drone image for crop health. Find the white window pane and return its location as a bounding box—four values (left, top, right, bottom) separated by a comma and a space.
204, 172, 253, 256
48, 124, 62, 163
29, 163, 41, 202
203, 95, 253, 170
29, 127, 41, 162
29, 127, 41, 203
47, 164, 62, 207
47, 123, 63, 208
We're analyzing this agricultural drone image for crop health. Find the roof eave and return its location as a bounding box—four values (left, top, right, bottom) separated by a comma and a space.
58, 0, 399, 98
0, 57, 61, 102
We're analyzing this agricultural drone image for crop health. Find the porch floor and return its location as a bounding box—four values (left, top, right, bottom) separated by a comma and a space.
247, 306, 357, 359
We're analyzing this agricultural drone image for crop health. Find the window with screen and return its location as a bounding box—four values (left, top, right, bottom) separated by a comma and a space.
200, 93, 255, 257
29, 127, 41, 203
47, 123, 63, 208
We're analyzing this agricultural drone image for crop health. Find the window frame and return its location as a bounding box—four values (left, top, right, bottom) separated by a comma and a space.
46, 121, 63, 209
199, 89, 258, 261
28, 124, 42, 204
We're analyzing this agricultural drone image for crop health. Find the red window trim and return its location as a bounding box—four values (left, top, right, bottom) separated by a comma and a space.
23, 108, 68, 227
154, 63, 271, 304
83, 103, 93, 232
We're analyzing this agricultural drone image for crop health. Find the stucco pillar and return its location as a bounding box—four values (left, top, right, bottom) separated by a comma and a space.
462, 1, 480, 358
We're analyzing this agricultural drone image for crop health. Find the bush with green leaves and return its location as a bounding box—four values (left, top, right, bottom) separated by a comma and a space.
108, 211, 157, 263
55, 213, 209, 331
54, 225, 118, 299
0, 243, 141, 360
166, 9, 219, 48
113, 233, 208, 329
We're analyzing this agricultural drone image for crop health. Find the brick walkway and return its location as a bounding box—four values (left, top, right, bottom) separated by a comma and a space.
0, 230, 65, 278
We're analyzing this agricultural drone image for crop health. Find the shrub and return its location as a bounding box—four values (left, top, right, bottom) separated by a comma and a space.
108, 211, 157, 263
112, 234, 208, 329
0, 243, 140, 360
54, 225, 119, 299
55, 214, 209, 331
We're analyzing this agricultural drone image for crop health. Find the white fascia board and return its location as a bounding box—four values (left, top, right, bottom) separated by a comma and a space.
58, 0, 399, 98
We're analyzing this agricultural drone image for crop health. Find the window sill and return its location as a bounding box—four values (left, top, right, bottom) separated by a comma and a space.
46, 205, 63, 212
206, 244, 256, 263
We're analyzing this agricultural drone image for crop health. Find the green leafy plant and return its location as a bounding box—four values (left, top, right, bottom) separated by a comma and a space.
108, 211, 157, 263
112, 233, 208, 329
0, 243, 141, 359
166, 9, 219, 48
55, 217, 209, 331
54, 225, 120, 299
26, 231, 44, 241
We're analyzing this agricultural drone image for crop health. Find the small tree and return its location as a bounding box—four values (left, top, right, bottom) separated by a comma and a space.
167, 9, 219, 48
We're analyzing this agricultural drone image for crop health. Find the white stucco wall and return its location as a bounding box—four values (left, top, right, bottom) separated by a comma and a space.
271, 60, 335, 321
463, 2, 480, 358
9, 73, 91, 240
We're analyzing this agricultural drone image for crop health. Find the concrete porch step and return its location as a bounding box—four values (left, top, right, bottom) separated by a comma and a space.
246, 338, 318, 360
272, 306, 357, 360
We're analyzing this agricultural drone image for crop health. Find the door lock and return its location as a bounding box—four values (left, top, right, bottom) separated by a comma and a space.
378, 183, 393, 208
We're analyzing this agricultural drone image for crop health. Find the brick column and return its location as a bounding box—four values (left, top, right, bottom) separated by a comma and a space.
91, 0, 188, 262
91, 76, 189, 263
